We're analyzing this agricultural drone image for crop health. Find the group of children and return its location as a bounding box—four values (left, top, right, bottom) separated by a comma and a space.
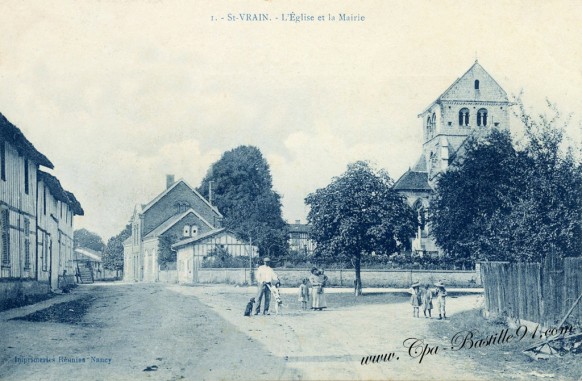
410, 281, 447, 319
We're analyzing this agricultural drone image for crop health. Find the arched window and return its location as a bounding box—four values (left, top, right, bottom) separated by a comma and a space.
474, 80, 480, 90
426, 117, 431, 139
191, 225, 199, 237
459, 108, 470, 126
183, 225, 191, 237
477, 108, 488, 127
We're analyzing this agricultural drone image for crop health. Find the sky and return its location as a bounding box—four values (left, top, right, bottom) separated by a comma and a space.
0, 0, 581, 240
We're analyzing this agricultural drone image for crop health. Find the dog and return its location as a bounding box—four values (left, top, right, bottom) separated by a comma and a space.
266, 283, 283, 315
244, 297, 255, 317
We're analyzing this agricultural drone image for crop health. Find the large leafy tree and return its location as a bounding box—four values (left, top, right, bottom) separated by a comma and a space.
74, 228, 105, 252
430, 129, 524, 263
102, 224, 131, 277
305, 161, 416, 295
431, 101, 582, 263
198, 146, 288, 261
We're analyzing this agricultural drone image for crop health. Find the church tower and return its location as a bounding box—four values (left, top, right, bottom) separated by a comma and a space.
394, 61, 511, 255
418, 60, 512, 182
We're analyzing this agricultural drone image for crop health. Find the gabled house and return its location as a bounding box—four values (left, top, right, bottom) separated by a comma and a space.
393, 61, 512, 255
123, 175, 223, 282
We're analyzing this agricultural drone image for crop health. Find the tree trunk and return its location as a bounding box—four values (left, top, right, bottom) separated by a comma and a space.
354, 256, 362, 296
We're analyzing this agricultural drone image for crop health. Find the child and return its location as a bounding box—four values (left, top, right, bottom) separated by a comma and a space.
298, 278, 310, 310
435, 281, 447, 319
422, 284, 433, 318
244, 297, 255, 317
410, 282, 422, 318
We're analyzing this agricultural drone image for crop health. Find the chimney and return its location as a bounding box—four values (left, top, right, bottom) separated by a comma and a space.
166, 175, 175, 189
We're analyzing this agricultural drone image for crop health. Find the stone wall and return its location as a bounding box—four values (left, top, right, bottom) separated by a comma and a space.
0, 280, 51, 311
181, 268, 481, 288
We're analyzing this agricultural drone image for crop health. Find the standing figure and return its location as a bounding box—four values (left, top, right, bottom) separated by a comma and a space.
298, 278, 310, 310
435, 281, 447, 319
410, 282, 422, 318
309, 267, 328, 311
254, 257, 279, 315
422, 284, 433, 318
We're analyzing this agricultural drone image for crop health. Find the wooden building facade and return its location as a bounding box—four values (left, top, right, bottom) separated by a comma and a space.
0, 112, 83, 295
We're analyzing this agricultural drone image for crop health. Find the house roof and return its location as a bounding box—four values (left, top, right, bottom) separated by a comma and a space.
75, 247, 102, 262
38, 171, 84, 215
289, 223, 312, 234
172, 227, 232, 249
0, 112, 54, 168
141, 179, 223, 218
393, 169, 432, 192
143, 208, 214, 240
38, 171, 69, 203
64, 191, 84, 216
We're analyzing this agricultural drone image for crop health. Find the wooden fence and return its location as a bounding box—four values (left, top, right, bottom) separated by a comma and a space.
480, 256, 582, 326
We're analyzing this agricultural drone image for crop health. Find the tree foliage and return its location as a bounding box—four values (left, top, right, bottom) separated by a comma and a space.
431, 101, 582, 263
198, 146, 288, 261
74, 228, 105, 252
102, 224, 131, 274
305, 161, 416, 294
158, 234, 178, 268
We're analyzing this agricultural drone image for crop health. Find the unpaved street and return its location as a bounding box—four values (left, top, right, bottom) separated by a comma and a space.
170, 284, 486, 380
0, 283, 297, 381
0, 282, 488, 380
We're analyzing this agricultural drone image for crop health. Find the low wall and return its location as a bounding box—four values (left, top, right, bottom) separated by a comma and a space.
0, 279, 51, 311
158, 270, 178, 284
190, 268, 481, 288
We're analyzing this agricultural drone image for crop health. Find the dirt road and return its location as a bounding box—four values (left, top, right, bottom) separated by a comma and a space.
169, 284, 487, 380
0, 283, 298, 381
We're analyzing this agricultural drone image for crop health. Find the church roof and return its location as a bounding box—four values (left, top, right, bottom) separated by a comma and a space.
143, 208, 214, 240
412, 152, 428, 172
393, 169, 431, 191
419, 61, 509, 115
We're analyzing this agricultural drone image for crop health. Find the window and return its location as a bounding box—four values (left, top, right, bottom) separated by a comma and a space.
477, 108, 488, 127
43, 186, 47, 215
1, 209, 9, 265
459, 108, 470, 126
1, 141, 5, 181
474, 80, 480, 90
24, 159, 29, 194
183, 225, 191, 237
24, 218, 30, 270
41, 235, 48, 271
191, 225, 199, 237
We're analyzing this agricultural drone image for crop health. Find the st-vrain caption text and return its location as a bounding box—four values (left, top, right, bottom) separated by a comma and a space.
211, 13, 365, 23
361, 324, 575, 365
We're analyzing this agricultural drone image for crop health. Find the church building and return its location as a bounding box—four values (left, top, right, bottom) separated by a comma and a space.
393, 61, 512, 255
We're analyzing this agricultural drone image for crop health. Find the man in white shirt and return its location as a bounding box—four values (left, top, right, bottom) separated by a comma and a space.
254, 257, 279, 315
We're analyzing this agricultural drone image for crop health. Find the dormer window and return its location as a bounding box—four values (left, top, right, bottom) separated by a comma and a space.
191, 225, 199, 237
477, 108, 488, 127
183, 225, 191, 237
474, 80, 480, 90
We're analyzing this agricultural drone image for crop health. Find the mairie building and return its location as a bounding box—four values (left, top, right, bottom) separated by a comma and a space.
393, 61, 512, 255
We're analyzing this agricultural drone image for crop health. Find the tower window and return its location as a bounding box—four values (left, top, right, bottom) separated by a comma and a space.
474, 80, 480, 90
459, 108, 470, 126
477, 108, 488, 127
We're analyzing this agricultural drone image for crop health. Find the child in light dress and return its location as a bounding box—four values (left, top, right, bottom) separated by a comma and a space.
298, 278, 310, 310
